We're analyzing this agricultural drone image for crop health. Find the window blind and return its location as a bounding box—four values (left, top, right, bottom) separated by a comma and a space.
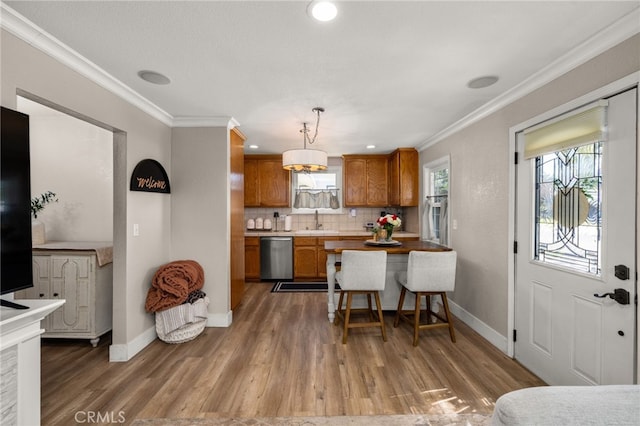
523, 100, 608, 159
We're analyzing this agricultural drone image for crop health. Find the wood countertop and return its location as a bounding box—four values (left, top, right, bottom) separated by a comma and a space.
323, 239, 451, 254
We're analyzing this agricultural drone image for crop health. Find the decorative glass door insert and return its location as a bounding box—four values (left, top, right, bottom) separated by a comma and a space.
534, 142, 602, 275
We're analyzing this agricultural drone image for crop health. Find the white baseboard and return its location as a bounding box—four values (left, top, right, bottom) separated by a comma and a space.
108, 311, 233, 362
449, 300, 508, 354
207, 310, 233, 327
109, 325, 157, 362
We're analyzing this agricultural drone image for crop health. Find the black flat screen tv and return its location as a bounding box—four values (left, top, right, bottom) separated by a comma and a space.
1, 106, 33, 309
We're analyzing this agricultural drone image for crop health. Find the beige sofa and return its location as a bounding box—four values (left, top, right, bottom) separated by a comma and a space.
491, 385, 640, 425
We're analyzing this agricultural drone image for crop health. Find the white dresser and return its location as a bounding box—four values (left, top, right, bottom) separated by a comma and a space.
14, 242, 113, 347
0, 299, 65, 426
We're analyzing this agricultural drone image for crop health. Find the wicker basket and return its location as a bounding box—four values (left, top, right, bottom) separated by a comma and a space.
155, 297, 208, 344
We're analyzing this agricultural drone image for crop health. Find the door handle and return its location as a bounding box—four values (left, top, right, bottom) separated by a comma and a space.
594, 288, 630, 305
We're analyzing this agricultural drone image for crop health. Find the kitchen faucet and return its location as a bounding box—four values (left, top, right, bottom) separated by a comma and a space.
315, 209, 322, 230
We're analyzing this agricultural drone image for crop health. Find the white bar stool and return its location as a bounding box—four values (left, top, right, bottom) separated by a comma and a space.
394, 250, 457, 346
334, 250, 387, 344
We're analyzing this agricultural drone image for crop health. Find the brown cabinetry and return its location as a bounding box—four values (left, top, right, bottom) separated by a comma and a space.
298, 235, 420, 281
294, 237, 318, 280
244, 155, 290, 207
388, 148, 419, 206
317, 236, 339, 279
294, 236, 341, 281
343, 155, 389, 207
244, 236, 260, 281
244, 158, 259, 206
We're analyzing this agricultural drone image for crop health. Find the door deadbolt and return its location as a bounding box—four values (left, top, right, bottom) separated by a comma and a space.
614, 264, 630, 280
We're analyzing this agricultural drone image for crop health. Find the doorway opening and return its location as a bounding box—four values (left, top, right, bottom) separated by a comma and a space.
16, 91, 126, 356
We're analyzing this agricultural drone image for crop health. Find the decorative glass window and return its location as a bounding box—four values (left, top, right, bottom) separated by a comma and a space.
534, 143, 602, 275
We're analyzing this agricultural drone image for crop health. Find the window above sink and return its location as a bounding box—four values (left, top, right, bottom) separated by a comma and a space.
290, 162, 343, 215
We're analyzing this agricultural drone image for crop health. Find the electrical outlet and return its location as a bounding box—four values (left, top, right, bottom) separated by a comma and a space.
133, 223, 140, 236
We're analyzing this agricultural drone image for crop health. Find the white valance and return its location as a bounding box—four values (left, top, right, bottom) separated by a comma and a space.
523, 100, 608, 159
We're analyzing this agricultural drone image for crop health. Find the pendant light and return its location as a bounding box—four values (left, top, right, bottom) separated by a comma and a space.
282, 107, 328, 172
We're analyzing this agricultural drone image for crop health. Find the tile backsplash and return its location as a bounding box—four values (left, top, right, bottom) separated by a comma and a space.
244, 206, 418, 232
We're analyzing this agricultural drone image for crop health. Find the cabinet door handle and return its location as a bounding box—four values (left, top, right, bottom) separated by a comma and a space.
53, 292, 59, 297
39, 293, 45, 298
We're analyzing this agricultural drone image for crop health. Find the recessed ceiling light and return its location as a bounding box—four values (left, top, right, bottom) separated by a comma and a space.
138, 70, 171, 85
248, 144, 259, 149
366, 145, 376, 149
467, 75, 499, 89
308, 1, 338, 22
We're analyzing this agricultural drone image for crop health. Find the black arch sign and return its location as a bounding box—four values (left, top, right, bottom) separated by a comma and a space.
130, 159, 171, 193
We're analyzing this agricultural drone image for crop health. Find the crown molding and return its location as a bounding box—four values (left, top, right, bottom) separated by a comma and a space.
2, 4, 236, 129
1, 3, 175, 126
172, 116, 240, 128
418, 7, 640, 151
3, 3, 637, 136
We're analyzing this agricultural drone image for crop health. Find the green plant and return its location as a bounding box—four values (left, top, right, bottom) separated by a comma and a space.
31, 191, 58, 219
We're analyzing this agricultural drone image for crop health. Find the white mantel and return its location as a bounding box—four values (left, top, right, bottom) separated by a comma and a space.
0, 299, 65, 426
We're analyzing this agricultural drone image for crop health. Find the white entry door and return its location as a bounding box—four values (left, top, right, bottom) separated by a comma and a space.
515, 88, 637, 385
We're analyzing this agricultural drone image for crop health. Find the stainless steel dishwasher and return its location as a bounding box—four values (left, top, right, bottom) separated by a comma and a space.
260, 236, 293, 280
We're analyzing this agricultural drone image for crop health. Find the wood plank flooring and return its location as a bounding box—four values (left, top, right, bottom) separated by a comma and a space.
40, 282, 545, 425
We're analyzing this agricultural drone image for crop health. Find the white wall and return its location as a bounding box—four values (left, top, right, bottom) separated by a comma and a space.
1, 30, 173, 360
171, 126, 232, 324
419, 34, 640, 345
21, 98, 113, 242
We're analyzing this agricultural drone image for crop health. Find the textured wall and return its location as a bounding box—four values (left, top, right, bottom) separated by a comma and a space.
419, 34, 640, 338
2, 30, 172, 357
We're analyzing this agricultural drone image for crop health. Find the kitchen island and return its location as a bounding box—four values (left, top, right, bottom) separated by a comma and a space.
324, 240, 451, 322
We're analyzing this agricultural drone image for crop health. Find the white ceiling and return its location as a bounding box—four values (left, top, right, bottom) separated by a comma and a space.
4, 1, 639, 156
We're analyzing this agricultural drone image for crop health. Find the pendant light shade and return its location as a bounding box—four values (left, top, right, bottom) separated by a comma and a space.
282, 148, 328, 172
282, 107, 328, 172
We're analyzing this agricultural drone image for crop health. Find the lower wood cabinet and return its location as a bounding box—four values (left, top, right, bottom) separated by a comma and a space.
293, 236, 342, 281
15, 250, 113, 347
245, 235, 419, 282
245, 236, 261, 281
317, 237, 340, 279
294, 237, 318, 280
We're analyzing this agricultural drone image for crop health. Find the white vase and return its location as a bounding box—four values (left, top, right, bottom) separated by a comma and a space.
32, 219, 45, 245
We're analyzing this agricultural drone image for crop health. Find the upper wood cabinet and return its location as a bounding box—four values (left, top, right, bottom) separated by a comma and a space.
244, 157, 259, 206
343, 155, 389, 207
244, 155, 290, 207
388, 148, 419, 206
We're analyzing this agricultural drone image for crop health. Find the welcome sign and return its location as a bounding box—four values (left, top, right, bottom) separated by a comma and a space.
130, 159, 171, 193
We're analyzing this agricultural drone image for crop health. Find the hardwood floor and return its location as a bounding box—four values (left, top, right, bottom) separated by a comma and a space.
40, 282, 545, 425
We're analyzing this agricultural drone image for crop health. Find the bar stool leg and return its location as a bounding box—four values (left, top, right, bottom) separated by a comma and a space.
413, 291, 422, 346
394, 286, 407, 327
343, 292, 353, 344
334, 291, 345, 326
441, 293, 456, 343
374, 291, 387, 342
